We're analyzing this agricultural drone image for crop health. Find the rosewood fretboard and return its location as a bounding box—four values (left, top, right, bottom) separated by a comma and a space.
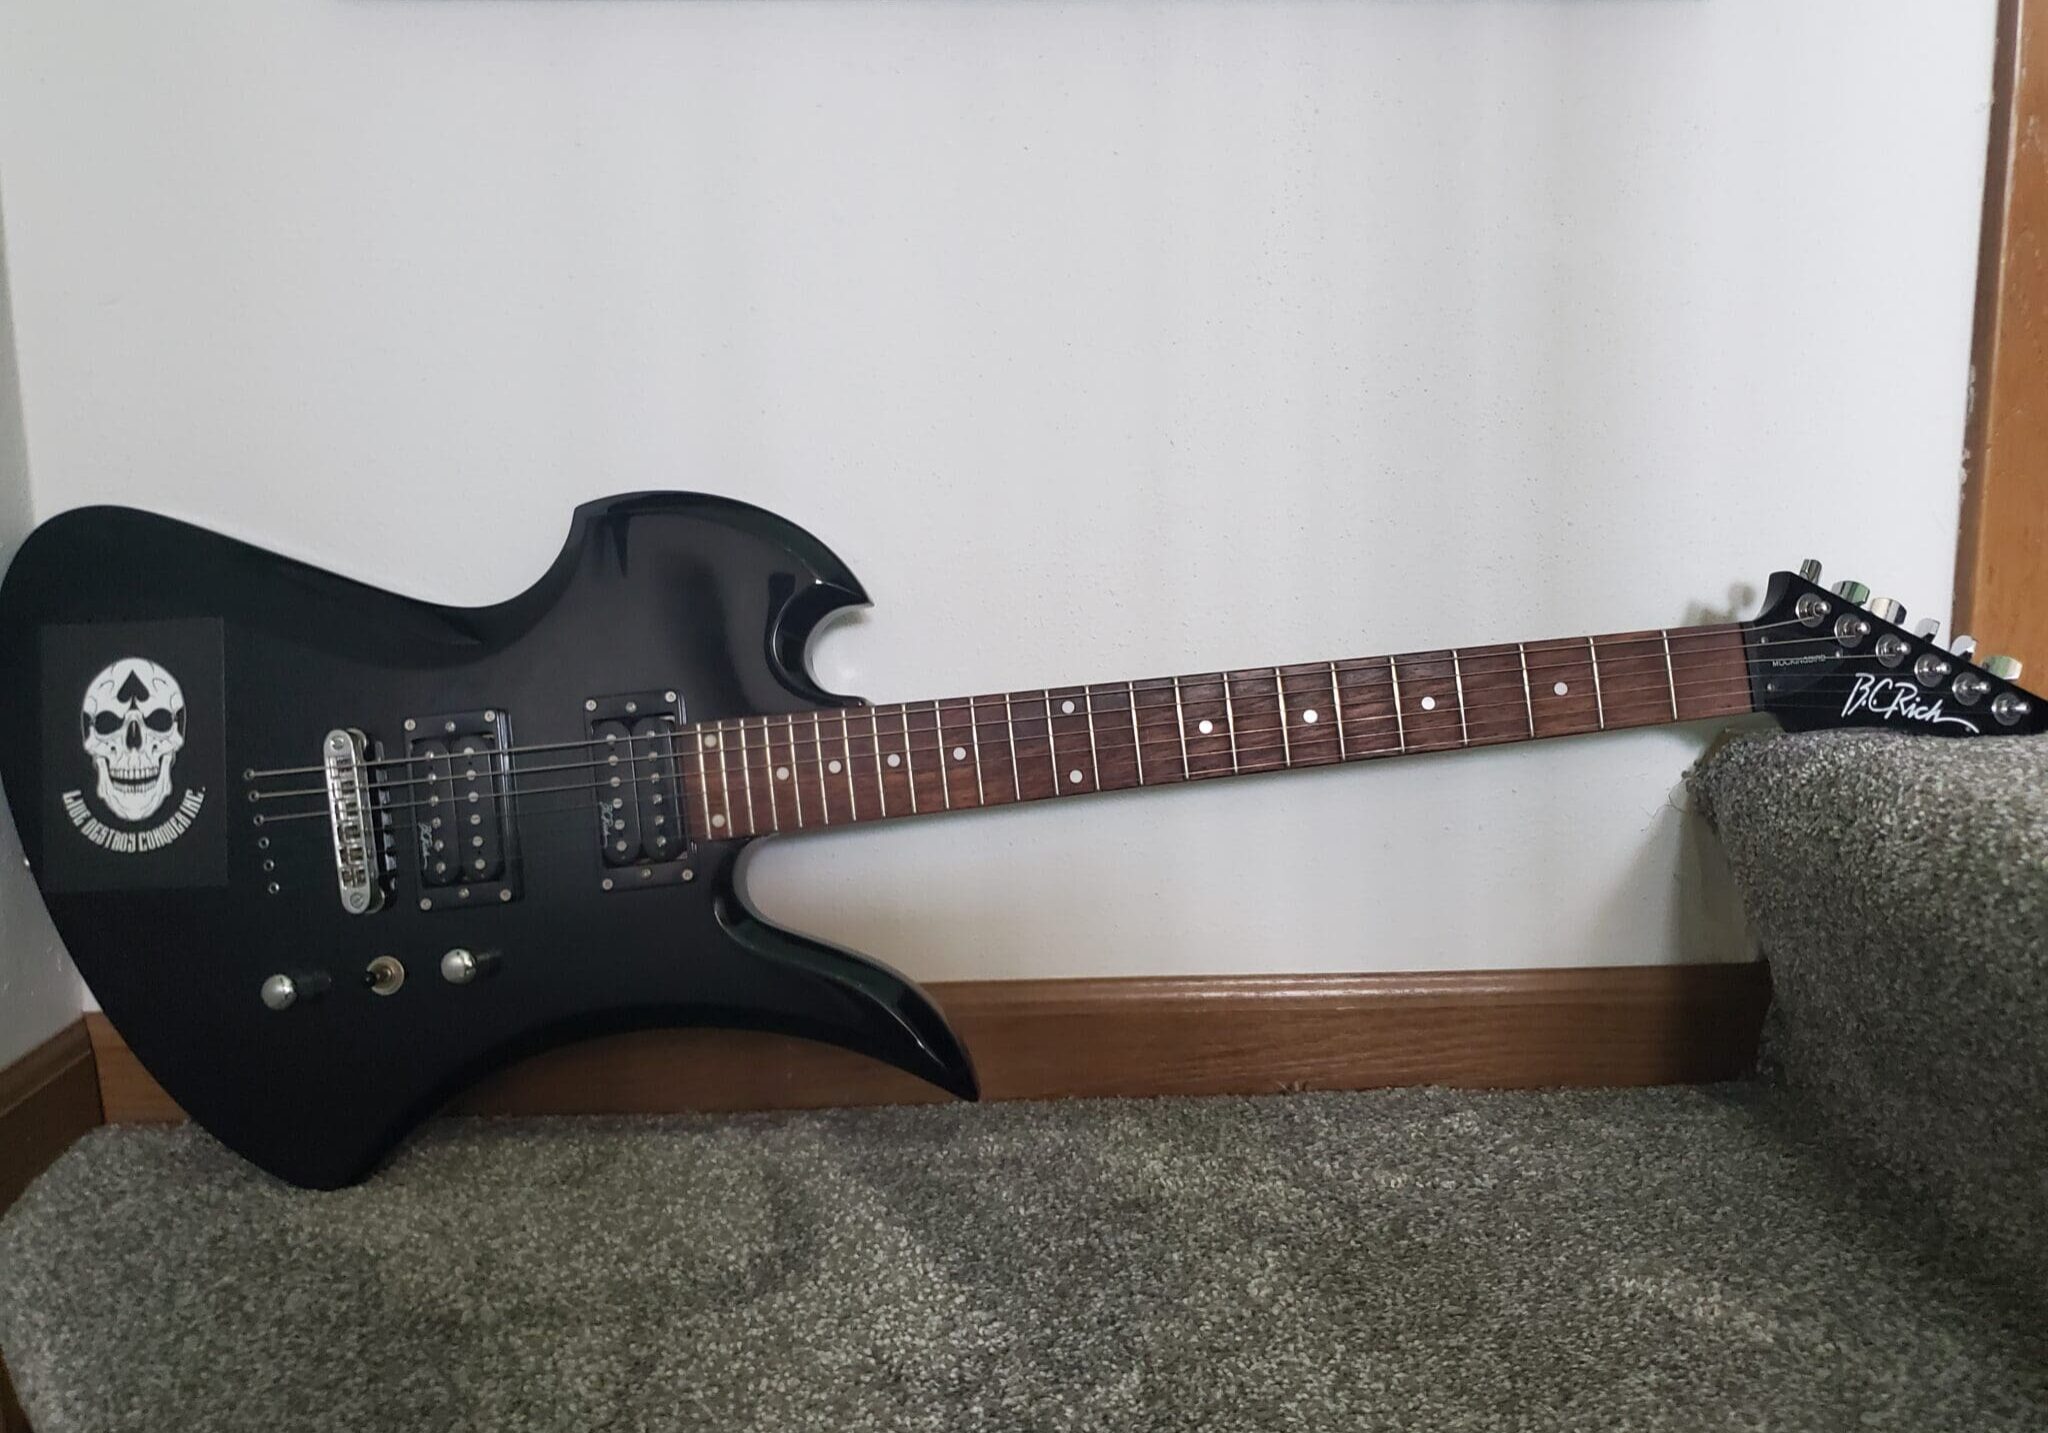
674, 625, 1755, 841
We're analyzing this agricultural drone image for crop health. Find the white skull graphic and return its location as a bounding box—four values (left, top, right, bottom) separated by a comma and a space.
80, 658, 186, 822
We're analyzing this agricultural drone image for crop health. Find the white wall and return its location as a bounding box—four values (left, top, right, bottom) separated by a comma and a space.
0, 220, 85, 1062
0, 1, 1994, 991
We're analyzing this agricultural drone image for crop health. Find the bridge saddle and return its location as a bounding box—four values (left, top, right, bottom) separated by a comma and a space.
322, 727, 384, 915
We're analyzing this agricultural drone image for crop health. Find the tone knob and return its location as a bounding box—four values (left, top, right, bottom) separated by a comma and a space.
1797, 559, 1823, 583
1952, 635, 1977, 660
259, 971, 331, 1011
1982, 654, 2023, 681
440, 947, 499, 984
1830, 579, 1871, 606
1868, 597, 1905, 625
1913, 618, 1941, 641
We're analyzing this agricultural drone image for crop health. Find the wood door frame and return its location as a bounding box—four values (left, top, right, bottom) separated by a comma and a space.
1958, 0, 2048, 671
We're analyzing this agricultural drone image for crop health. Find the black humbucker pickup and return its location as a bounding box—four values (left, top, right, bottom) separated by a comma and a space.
402, 707, 520, 911
585, 690, 693, 891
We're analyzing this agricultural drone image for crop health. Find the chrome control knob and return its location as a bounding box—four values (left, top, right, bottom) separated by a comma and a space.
1982, 654, 2023, 681
1831, 579, 1871, 606
440, 948, 499, 985
1797, 559, 1823, 583
1912, 618, 1941, 642
1868, 597, 1905, 625
259, 971, 330, 1011
1952, 635, 1977, 660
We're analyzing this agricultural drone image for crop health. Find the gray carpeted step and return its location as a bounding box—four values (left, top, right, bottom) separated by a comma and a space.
4, 729, 2046, 1431
1690, 729, 2048, 1304
3, 1090, 2045, 1433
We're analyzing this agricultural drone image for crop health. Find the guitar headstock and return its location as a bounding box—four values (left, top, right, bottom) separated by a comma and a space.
1747, 561, 2044, 737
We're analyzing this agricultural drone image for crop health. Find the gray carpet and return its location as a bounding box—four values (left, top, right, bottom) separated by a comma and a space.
2, 730, 2045, 1433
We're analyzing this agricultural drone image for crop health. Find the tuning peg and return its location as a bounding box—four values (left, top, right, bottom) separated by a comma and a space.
1798, 559, 1823, 583
1913, 618, 1941, 642
1982, 654, 2023, 682
1952, 635, 1977, 660
1868, 597, 1906, 625
1830, 579, 1871, 606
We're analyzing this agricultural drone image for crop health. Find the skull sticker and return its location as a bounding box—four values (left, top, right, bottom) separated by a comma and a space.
79, 658, 187, 822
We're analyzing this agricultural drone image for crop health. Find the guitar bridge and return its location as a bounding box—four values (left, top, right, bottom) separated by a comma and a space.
322, 728, 384, 915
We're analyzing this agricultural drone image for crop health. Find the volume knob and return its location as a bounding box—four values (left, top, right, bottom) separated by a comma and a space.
260, 974, 297, 1011
1830, 580, 1871, 606
1982, 654, 2023, 681
440, 948, 500, 985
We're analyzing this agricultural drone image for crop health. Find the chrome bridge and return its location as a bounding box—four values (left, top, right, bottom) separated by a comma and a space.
322, 728, 384, 915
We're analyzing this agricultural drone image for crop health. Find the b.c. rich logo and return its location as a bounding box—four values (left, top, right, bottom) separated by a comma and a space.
63, 657, 207, 850
1841, 673, 1979, 733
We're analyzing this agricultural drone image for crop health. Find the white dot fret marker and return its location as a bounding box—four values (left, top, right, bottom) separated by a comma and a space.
704, 736, 719, 750
828, 759, 842, 774
711, 814, 726, 828
1198, 719, 1214, 734
1302, 709, 1318, 724
1061, 700, 1076, 715
1554, 681, 1570, 697
887, 753, 902, 768
1421, 696, 1437, 711
775, 766, 789, 781
1069, 769, 1084, 784
952, 746, 967, 761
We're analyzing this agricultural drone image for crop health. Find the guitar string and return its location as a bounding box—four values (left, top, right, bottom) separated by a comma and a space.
240, 617, 1841, 780
242, 661, 1859, 811
241, 623, 1943, 796
242, 655, 1972, 820
248, 677, 1926, 840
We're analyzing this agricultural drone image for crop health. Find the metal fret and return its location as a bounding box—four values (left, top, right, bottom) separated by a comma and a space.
1004, 693, 1020, 801
932, 700, 950, 810
1274, 667, 1292, 766
1587, 638, 1607, 730
1511, 645, 1533, 739
810, 711, 831, 825
1042, 693, 1059, 794
840, 711, 858, 822
869, 709, 888, 819
1171, 676, 1191, 779
1128, 682, 1144, 786
714, 723, 734, 834
967, 696, 986, 807
1084, 689, 1101, 790
1451, 650, 1470, 747
899, 708, 918, 814
775, 715, 801, 828
736, 720, 761, 832
1660, 630, 1680, 720
694, 727, 717, 839
1221, 674, 1241, 773
1328, 662, 1347, 759
1388, 659, 1408, 752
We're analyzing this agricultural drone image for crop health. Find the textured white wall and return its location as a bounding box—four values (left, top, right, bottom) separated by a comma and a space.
0, 1, 1994, 993
0, 224, 84, 1062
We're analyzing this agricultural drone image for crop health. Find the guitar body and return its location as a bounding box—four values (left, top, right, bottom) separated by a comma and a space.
0, 494, 976, 1189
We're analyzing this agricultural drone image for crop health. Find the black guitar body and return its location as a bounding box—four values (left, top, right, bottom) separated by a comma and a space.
0, 494, 975, 1188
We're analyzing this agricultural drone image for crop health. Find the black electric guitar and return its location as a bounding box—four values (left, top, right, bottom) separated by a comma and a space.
0, 494, 2038, 1188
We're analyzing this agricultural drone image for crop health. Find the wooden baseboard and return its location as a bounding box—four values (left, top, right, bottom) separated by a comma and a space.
89, 962, 1771, 1124
0, 1020, 101, 1217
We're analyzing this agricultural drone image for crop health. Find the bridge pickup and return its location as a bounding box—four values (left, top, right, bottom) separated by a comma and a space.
586, 691, 690, 888
323, 728, 385, 915
408, 709, 519, 911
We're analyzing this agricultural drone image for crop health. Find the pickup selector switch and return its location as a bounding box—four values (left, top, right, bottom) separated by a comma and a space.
365, 955, 406, 995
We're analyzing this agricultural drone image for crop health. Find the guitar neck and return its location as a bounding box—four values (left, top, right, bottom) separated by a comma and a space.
676, 624, 1756, 840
